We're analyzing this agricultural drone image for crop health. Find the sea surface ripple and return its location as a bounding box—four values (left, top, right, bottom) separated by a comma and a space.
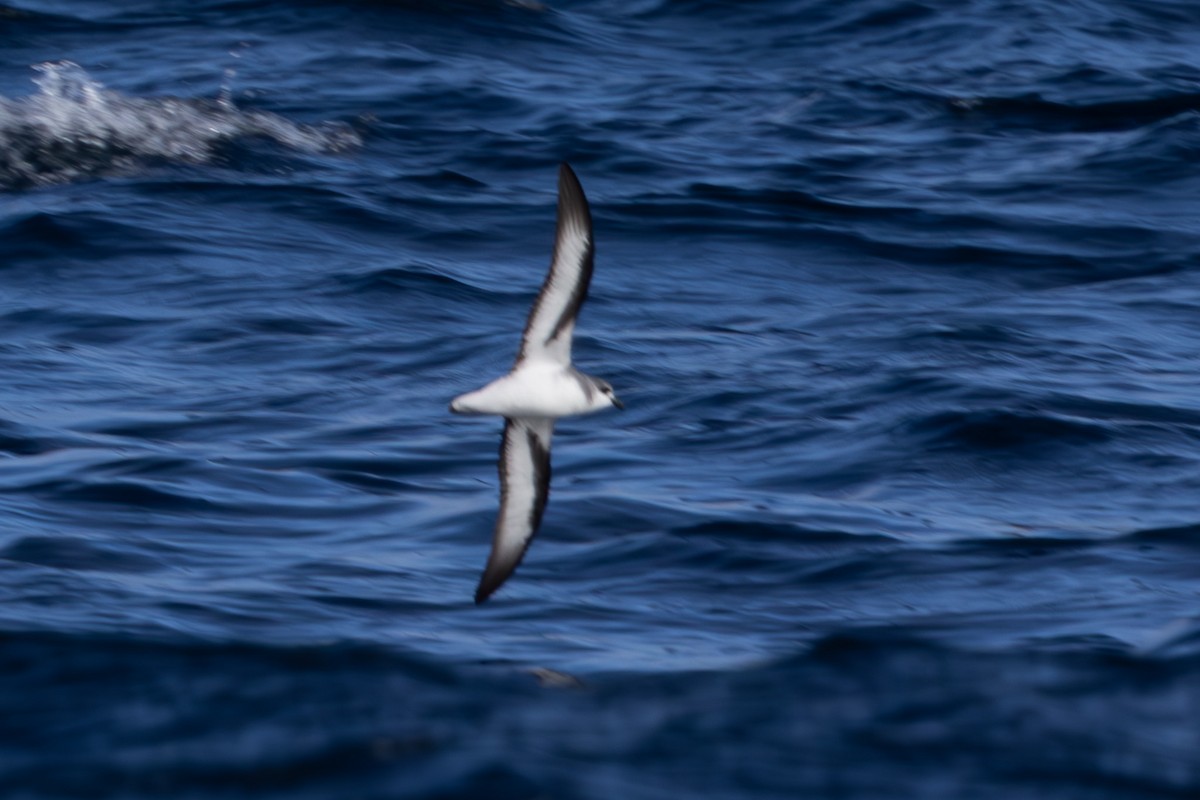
2, 1, 1200, 797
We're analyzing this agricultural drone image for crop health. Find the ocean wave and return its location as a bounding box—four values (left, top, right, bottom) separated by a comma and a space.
0, 210, 183, 261
0, 61, 360, 190
325, 265, 494, 301
906, 408, 1114, 452
947, 90, 1200, 133
1, 534, 165, 573
5, 628, 1199, 798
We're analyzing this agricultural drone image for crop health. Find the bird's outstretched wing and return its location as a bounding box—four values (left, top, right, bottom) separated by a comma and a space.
475, 417, 555, 603
516, 163, 594, 367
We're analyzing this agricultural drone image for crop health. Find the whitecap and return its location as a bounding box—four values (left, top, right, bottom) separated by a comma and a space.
0, 61, 362, 189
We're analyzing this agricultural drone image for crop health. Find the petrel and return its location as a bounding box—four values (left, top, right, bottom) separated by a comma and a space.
450, 163, 622, 603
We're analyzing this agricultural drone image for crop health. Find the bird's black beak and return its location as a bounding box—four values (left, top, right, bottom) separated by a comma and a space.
612, 396, 624, 410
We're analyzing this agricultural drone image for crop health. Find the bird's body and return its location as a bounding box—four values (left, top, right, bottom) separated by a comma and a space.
450, 361, 612, 420
450, 164, 621, 604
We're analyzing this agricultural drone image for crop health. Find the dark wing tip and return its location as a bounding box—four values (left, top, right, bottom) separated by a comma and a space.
557, 162, 591, 229
559, 161, 579, 185
474, 562, 510, 604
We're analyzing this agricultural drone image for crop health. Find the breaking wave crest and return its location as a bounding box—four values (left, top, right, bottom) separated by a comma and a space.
0, 61, 361, 189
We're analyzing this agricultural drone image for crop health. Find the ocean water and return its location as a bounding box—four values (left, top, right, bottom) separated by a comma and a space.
2, 0, 1200, 797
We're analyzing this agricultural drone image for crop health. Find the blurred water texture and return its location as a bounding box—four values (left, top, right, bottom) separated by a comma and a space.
2, 0, 1200, 797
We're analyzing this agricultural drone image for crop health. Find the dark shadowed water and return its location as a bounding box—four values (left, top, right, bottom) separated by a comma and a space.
2, 1, 1200, 797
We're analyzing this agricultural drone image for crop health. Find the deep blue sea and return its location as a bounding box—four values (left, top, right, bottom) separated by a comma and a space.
3, 0, 1200, 797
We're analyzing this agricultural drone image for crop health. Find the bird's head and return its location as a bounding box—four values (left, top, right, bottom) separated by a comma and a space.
594, 378, 623, 411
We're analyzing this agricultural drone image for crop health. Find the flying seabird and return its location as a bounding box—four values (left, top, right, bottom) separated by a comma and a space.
450, 163, 622, 603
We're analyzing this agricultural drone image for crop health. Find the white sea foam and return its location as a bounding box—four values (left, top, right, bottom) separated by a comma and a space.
0, 61, 361, 188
